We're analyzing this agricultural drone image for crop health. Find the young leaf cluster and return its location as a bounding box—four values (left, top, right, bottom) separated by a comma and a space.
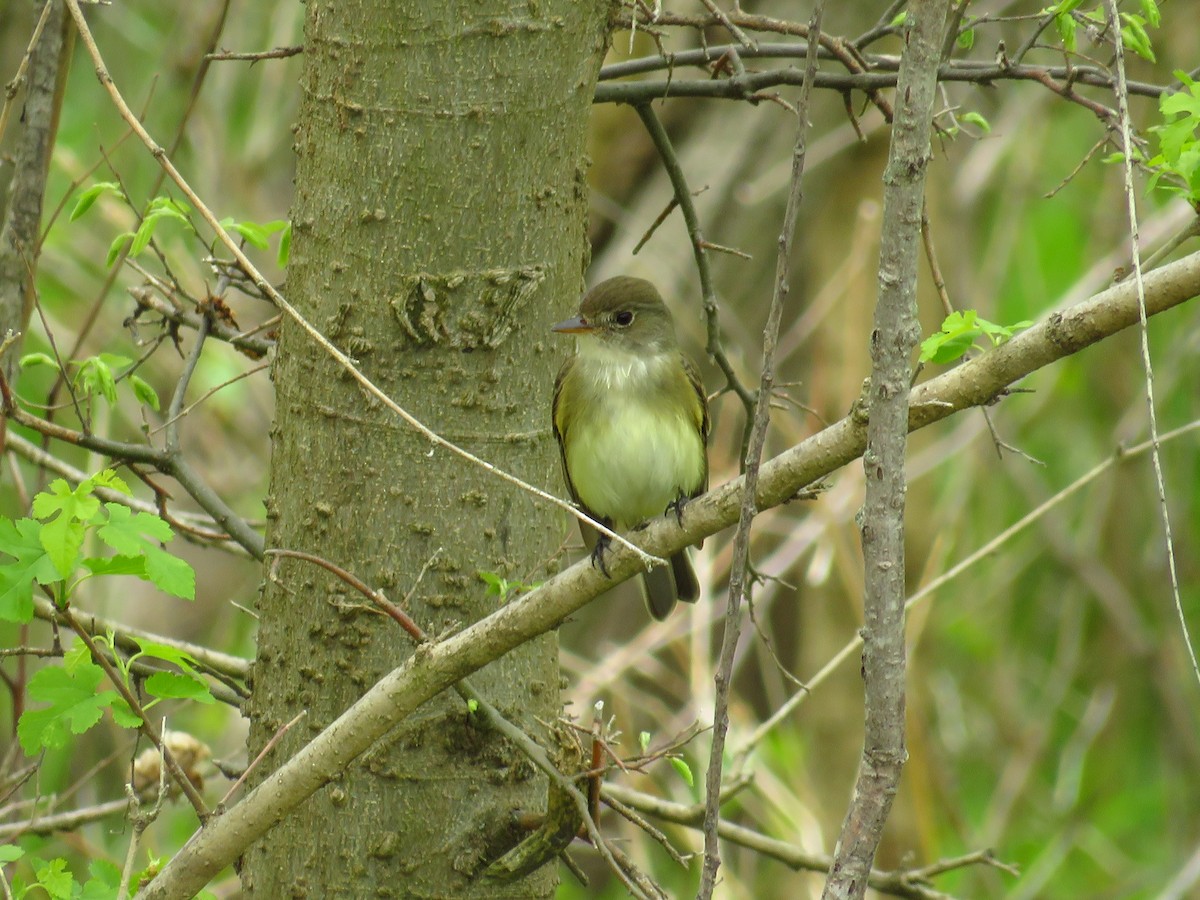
20, 350, 160, 413
919, 311, 1033, 365
0, 470, 194, 623
70, 182, 291, 268
0, 470, 212, 754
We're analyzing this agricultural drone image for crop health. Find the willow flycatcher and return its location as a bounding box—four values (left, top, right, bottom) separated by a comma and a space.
551, 276, 709, 619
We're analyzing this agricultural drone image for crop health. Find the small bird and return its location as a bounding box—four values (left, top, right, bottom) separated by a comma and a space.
551, 276, 709, 619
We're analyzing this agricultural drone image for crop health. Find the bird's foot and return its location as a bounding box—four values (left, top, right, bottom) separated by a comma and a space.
589, 533, 613, 579
665, 493, 690, 526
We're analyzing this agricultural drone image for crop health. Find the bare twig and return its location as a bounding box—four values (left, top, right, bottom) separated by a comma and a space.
699, 6, 823, 898
632, 102, 757, 427
1102, 0, 1198, 689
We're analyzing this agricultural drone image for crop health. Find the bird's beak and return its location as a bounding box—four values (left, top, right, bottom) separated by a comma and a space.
551, 315, 594, 334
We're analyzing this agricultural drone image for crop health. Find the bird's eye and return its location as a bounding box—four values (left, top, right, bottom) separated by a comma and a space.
614, 310, 635, 327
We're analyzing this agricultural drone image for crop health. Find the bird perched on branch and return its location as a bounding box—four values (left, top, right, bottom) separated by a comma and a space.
551, 276, 709, 619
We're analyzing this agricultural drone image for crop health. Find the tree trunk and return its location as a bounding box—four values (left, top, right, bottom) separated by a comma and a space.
243, 1, 611, 895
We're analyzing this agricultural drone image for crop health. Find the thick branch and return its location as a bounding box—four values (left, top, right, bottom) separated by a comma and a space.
138, 249, 1200, 899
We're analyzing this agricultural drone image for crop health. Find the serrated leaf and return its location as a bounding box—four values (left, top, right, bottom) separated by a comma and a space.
669, 756, 694, 787
33, 480, 100, 579
18, 662, 122, 753
97, 504, 194, 599
110, 697, 142, 728
34, 857, 76, 900
70, 181, 122, 222
89, 469, 132, 495
129, 374, 161, 410
0, 517, 60, 622
79, 859, 123, 900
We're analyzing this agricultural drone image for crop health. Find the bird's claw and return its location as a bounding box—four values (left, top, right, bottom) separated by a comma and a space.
589, 534, 613, 579
665, 493, 689, 526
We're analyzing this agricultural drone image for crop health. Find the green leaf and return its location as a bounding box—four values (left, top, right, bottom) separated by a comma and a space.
0, 517, 60, 622
961, 111, 991, 134
145, 671, 215, 703
106, 232, 134, 267
128, 200, 191, 258
132, 639, 200, 672
82, 554, 149, 578
89, 469, 132, 495
18, 661, 123, 753
669, 756, 694, 787
110, 696, 143, 728
230, 221, 270, 249
956, 27, 974, 50
19, 352, 60, 371
79, 859, 123, 900
1054, 12, 1077, 52
33, 857, 76, 900
1119, 13, 1156, 63
277, 221, 292, 267
639, 731, 652, 753
70, 181, 122, 221
33, 480, 101, 579
129, 374, 161, 410
1139, 0, 1160, 28
96, 504, 195, 599
890, 11, 908, 26
0, 844, 24, 863
74, 356, 118, 406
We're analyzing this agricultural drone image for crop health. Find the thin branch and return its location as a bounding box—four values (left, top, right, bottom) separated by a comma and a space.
594, 59, 1166, 106
699, 6, 822, 897
1102, 0, 1198, 689
34, 595, 250, 683
205, 45, 302, 62
0, 797, 129, 841
606, 783, 1004, 899
632, 102, 757, 425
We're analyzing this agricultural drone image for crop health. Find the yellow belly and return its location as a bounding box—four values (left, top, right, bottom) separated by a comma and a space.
565, 395, 705, 528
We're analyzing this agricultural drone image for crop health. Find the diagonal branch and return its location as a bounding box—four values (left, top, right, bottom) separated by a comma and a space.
138, 247, 1200, 899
